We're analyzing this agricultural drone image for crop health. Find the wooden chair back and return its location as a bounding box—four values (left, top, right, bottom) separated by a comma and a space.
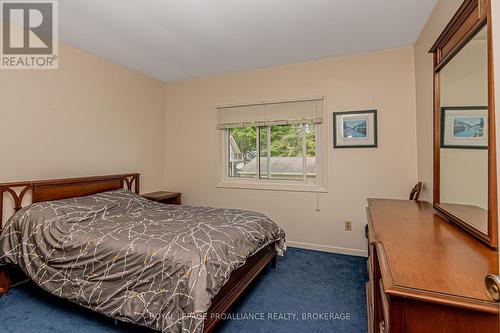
409, 182, 423, 201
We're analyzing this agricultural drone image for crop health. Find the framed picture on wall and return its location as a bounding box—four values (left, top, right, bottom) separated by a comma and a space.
441, 106, 488, 149
333, 110, 378, 148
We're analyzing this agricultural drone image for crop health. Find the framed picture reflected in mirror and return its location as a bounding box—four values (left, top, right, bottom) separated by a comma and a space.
441, 106, 488, 149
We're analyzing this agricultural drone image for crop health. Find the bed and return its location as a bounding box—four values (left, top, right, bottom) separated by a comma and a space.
0, 174, 286, 332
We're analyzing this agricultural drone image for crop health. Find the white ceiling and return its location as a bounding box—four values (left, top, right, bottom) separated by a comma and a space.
59, 0, 437, 82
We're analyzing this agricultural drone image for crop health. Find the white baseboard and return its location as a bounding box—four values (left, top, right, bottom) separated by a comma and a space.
287, 241, 368, 257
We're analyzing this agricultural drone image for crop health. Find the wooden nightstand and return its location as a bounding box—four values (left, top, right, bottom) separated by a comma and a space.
142, 191, 181, 205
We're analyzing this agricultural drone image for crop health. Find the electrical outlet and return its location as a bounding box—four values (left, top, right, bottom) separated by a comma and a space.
345, 220, 352, 231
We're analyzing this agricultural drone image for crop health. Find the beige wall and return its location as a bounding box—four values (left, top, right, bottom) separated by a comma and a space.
414, 0, 463, 202
164, 47, 418, 255
0, 42, 166, 221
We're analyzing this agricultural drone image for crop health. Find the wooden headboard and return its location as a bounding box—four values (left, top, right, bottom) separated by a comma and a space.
0, 173, 140, 229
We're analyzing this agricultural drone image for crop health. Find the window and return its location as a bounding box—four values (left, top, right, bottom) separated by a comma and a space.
219, 98, 326, 191
229, 124, 316, 182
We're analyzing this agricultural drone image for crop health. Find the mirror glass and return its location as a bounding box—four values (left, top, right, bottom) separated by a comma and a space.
439, 25, 488, 234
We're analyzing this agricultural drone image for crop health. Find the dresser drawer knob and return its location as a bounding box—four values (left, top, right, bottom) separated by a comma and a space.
485, 274, 500, 302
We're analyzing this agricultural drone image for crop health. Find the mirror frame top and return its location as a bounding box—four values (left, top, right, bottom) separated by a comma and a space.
430, 0, 497, 248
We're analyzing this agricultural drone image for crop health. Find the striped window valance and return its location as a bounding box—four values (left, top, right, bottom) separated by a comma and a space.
216, 97, 324, 129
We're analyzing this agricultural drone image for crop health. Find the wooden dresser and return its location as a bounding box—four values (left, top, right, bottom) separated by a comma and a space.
366, 199, 499, 333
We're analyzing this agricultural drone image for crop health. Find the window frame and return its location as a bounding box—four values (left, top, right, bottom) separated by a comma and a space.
218, 121, 328, 193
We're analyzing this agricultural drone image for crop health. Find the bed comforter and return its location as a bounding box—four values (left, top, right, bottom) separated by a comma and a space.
0, 189, 286, 332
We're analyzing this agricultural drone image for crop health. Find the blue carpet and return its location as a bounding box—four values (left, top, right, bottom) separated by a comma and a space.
0, 248, 367, 333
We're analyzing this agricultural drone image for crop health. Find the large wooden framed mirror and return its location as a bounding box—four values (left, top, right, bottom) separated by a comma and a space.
430, 0, 497, 247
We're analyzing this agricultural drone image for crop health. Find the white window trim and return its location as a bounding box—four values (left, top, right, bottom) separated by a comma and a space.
216, 107, 328, 193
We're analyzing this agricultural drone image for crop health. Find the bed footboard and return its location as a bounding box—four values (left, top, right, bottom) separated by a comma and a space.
204, 242, 278, 333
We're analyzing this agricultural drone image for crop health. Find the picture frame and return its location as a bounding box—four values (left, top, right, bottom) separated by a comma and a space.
333, 110, 378, 148
441, 106, 488, 149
